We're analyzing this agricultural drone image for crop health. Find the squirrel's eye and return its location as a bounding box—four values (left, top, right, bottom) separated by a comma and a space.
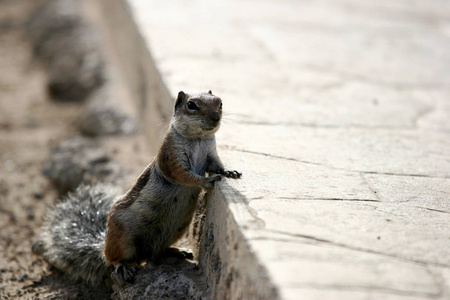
220, 102, 223, 109
187, 101, 199, 110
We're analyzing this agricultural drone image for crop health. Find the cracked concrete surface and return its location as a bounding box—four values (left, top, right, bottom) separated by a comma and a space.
120, 0, 449, 298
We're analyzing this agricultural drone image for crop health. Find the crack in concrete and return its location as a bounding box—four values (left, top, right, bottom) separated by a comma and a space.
415, 206, 449, 214
276, 197, 380, 203
231, 119, 450, 135
243, 26, 277, 63
425, 265, 447, 300
360, 173, 381, 201
219, 182, 267, 230
235, 148, 330, 166
235, 149, 450, 179
413, 105, 435, 128
264, 229, 450, 269
236, 120, 416, 130
301, 63, 449, 91
362, 171, 449, 179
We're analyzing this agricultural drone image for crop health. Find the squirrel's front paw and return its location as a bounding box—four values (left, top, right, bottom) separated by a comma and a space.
202, 174, 222, 189
223, 170, 242, 179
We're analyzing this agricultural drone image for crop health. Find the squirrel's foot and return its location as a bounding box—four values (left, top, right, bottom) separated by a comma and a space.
31, 240, 45, 255
201, 174, 222, 189
114, 264, 138, 284
163, 247, 194, 260
222, 170, 242, 179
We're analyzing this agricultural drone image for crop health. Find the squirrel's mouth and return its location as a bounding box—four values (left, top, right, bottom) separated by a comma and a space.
202, 126, 217, 132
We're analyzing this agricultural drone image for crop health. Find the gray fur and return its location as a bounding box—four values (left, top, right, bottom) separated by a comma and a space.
33, 184, 121, 287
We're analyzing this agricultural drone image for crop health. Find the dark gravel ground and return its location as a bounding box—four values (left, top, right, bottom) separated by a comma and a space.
0, 0, 110, 298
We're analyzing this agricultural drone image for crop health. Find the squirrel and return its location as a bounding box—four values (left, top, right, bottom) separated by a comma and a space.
32, 90, 241, 287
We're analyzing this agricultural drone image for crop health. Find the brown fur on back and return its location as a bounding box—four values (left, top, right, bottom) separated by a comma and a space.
113, 164, 153, 211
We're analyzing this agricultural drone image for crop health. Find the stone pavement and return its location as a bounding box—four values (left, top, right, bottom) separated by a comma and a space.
110, 0, 450, 299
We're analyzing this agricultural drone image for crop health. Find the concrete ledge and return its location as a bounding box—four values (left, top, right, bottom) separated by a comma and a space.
85, 0, 450, 299
197, 184, 278, 299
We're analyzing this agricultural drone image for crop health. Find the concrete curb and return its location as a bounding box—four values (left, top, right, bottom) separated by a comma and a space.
197, 185, 279, 299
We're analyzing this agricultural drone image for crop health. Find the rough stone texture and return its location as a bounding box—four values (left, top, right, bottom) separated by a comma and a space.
197, 188, 279, 300
96, 0, 450, 299
111, 257, 210, 300
78, 84, 137, 136
42, 136, 124, 193
26, 0, 105, 102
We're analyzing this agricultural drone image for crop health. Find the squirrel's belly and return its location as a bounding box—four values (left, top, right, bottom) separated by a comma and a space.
138, 187, 201, 260
169, 187, 201, 235
162, 187, 201, 247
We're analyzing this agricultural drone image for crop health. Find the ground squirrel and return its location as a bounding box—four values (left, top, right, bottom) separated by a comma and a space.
32, 91, 241, 287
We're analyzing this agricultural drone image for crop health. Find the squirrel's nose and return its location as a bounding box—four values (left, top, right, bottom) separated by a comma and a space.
209, 111, 220, 123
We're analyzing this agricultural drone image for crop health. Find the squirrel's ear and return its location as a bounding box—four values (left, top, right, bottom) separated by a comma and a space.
175, 91, 185, 110
208, 90, 213, 95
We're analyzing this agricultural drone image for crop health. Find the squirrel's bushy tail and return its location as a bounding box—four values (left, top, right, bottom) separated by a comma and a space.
33, 184, 121, 287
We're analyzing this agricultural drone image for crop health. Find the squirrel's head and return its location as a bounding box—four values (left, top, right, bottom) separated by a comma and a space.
172, 90, 222, 138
